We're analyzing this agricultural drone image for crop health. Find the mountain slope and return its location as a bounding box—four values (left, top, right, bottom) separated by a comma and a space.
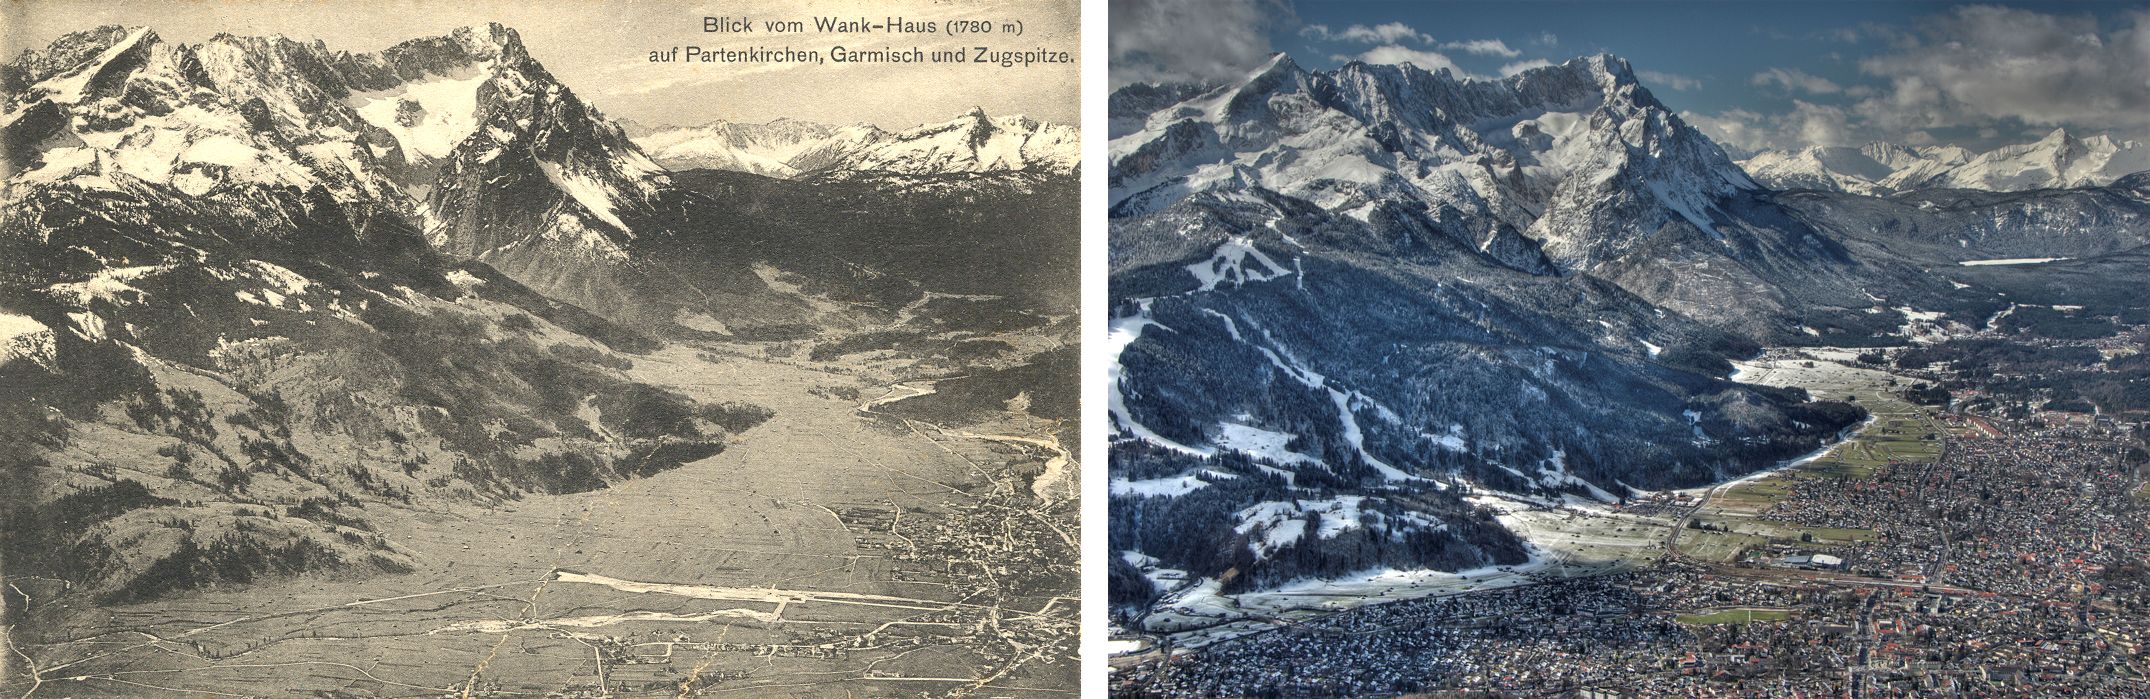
0, 177, 767, 606
1102, 52, 1882, 589
1107, 185, 1864, 596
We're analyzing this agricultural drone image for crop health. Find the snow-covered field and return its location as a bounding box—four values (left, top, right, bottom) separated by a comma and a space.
1125, 491, 1676, 650
1727, 349, 1904, 402
1958, 257, 2070, 266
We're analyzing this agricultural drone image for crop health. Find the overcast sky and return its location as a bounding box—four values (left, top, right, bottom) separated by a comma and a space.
1112, 0, 2149, 155
9, 0, 1079, 129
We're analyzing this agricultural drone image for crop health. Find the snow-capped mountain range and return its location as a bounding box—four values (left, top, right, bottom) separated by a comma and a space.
627, 117, 883, 178
1112, 54, 1760, 270
630, 109, 1080, 180
1105, 51, 2150, 610
2, 23, 1079, 332
3, 23, 665, 280
1741, 129, 2148, 196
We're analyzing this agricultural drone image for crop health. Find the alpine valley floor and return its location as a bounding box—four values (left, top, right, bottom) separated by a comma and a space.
6, 345, 1077, 698
1111, 347, 2150, 697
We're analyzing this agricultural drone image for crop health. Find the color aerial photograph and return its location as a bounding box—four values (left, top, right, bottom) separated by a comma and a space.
0, 0, 1077, 695
1105, 0, 2149, 696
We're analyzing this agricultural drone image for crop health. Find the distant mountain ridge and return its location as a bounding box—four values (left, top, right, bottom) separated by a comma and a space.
630, 109, 1080, 180
1742, 129, 2148, 195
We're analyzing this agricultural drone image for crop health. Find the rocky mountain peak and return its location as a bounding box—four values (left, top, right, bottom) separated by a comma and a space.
2, 22, 682, 319
450, 22, 522, 56
2, 25, 152, 89
1110, 50, 1754, 272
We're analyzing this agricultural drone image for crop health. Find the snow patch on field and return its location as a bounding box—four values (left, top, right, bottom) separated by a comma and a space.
2, 313, 55, 366
445, 269, 486, 287
0, 313, 47, 344
1894, 306, 1953, 344
46, 265, 161, 305
1958, 257, 2069, 266
13, 146, 99, 184
1111, 471, 1234, 498
1186, 237, 1291, 292
1235, 496, 1372, 559
248, 260, 313, 297
1213, 422, 1319, 466
1422, 424, 1468, 451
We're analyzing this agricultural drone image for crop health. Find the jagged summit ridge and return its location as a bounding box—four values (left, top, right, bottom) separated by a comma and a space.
2, 22, 655, 214
1108, 52, 1756, 272
6, 22, 670, 275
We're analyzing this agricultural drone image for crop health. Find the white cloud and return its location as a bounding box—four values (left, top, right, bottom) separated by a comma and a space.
1683, 101, 1858, 155
1357, 45, 1474, 77
1305, 21, 1432, 44
1790, 101, 1854, 147
1682, 109, 1768, 157
1818, 22, 1898, 45
1498, 59, 1553, 77
1638, 70, 1702, 91
1751, 67, 1841, 94
1535, 31, 1559, 47
1854, 5, 2150, 132
1442, 38, 1520, 57
1110, 0, 1291, 88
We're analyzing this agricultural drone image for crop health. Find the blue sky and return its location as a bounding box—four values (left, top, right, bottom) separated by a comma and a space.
1112, 0, 2150, 154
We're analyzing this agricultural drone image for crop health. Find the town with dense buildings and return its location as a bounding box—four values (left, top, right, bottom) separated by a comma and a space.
1115, 339, 2150, 698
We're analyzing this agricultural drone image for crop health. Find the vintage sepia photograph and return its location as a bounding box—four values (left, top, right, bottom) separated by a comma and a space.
0, 0, 1077, 695
1106, 0, 2148, 696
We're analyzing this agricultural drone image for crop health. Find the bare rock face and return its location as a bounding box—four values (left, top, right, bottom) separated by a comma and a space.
392, 98, 424, 127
